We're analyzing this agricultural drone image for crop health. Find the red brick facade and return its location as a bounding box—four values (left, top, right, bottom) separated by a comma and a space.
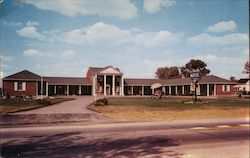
3, 81, 37, 97
216, 84, 236, 95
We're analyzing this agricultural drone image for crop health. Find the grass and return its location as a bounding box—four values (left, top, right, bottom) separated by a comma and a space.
88, 97, 250, 121
0, 98, 74, 115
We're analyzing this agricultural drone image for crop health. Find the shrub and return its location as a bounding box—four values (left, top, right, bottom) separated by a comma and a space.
35, 99, 52, 106
94, 98, 108, 106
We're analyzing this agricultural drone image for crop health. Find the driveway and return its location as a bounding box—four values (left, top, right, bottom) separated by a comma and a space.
1, 96, 111, 125
16, 96, 98, 114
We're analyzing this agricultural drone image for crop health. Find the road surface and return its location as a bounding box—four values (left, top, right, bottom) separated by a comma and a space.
1, 119, 249, 158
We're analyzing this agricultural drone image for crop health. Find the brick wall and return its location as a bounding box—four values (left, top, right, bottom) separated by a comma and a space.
216, 84, 236, 95
3, 81, 37, 97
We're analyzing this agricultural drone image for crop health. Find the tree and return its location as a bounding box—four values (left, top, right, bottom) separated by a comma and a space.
181, 59, 210, 77
229, 76, 237, 81
155, 66, 181, 79
243, 61, 250, 74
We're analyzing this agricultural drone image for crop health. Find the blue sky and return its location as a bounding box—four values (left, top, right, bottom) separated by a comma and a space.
0, 0, 249, 81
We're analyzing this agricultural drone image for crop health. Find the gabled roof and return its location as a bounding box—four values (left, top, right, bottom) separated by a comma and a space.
44, 77, 92, 85
124, 75, 236, 86
238, 78, 250, 84
88, 66, 123, 75
3, 70, 41, 81
124, 78, 159, 86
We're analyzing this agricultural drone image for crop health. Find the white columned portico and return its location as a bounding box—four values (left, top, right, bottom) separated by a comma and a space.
162, 86, 166, 95
92, 74, 97, 96
66, 85, 69, 95
214, 84, 216, 96
112, 75, 115, 95
79, 85, 82, 95
104, 75, 107, 96
46, 82, 49, 96
54, 85, 56, 95
207, 84, 210, 96
120, 76, 124, 96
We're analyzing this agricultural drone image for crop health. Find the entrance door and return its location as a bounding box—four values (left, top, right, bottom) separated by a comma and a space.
106, 85, 110, 95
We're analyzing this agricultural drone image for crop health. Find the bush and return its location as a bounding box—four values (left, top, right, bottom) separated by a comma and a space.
35, 99, 52, 106
94, 98, 108, 106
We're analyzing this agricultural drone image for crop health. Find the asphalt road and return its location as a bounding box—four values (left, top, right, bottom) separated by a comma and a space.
1, 119, 249, 158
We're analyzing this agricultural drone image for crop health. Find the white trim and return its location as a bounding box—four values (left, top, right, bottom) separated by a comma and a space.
14, 82, 18, 91
22, 82, 26, 91
112, 75, 115, 95
104, 75, 107, 96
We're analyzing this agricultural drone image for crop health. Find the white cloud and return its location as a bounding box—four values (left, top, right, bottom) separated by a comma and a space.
0, 55, 14, 61
21, 0, 137, 19
242, 49, 249, 56
144, 0, 176, 13
16, 25, 44, 39
60, 50, 75, 59
22, 49, 45, 56
134, 30, 181, 48
3, 21, 22, 27
25, 20, 39, 26
186, 33, 249, 45
64, 22, 132, 45
206, 20, 237, 33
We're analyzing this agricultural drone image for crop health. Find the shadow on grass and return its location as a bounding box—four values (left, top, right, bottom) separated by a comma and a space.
2, 132, 182, 157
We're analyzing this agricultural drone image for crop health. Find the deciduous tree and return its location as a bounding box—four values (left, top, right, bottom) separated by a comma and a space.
181, 59, 210, 77
243, 61, 250, 74
155, 66, 181, 79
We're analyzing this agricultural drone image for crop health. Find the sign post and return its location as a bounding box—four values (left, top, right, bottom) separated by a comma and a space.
190, 69, 201, 101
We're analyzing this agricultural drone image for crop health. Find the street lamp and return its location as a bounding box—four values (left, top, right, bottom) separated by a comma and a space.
190, 69, 201, 101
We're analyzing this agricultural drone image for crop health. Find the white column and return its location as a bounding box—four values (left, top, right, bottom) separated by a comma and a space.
54, 85, 56, 95
175, 86, 178, 95
169, 86, 171, 95
104, 75, 107, 96
67, 85, 69, 95
41, 76, 43, 99
131, 86, 133, 95
79, 85, 81, 95
46, 82, 49, 96
121, 76, 124, 96
182, 85, 185, 95
92, 75, 96, 96
112, 75, 115, 95
162, 86, 166, 95
207, 84, 210, 96
36, 82, 38, 96
214, 84, 216, 96
142, 86, 144, 95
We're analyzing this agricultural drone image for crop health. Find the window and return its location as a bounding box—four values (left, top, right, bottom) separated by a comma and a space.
222, 85, 230, 92
17, 82, 22, 90
14, 82, 26, 91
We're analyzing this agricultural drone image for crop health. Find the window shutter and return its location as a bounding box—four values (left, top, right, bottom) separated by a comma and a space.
22, 82, 26, 91
227, 85, 230, 92
222, 85, 225, 92
14, 82, 18, 91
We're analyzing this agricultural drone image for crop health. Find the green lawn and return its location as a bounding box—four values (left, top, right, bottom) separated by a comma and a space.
0, 98, 74, 115
89, 97, 250, 121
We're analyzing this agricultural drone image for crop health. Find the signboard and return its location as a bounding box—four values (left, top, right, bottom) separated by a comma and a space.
190, 81, 196, 91
190, 69, 201, 82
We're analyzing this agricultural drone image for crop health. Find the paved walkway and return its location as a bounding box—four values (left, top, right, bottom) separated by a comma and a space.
1, 96, 112, 125
16, 96, 101, 114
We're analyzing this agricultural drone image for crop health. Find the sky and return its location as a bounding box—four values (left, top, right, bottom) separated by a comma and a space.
0, 0, 249, 83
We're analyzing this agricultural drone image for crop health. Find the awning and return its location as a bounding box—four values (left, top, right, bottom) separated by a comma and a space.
151, 83, 162, 89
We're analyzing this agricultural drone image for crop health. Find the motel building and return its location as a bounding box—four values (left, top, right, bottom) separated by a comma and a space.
2, 66, 237, 98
